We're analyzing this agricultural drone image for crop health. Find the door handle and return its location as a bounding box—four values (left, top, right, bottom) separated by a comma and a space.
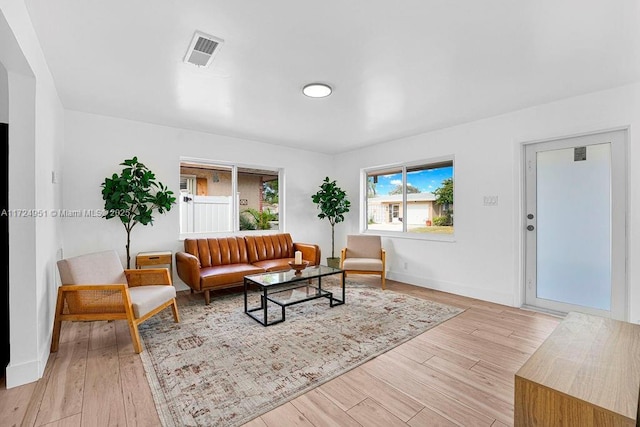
527, 225, 535, 231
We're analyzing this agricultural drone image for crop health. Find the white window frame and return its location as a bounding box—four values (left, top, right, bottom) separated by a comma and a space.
361, 156, 455, 242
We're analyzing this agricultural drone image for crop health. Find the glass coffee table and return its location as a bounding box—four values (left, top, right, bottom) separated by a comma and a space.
243, 265, 345, 326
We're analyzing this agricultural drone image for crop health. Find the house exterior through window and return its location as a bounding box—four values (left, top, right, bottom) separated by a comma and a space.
364, 158, 454, 236
179, 159, 281, 234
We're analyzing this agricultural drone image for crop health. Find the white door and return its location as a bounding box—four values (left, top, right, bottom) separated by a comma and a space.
524, 130, 627, 320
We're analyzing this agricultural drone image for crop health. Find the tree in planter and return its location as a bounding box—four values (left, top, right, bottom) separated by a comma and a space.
101, 157, 176, 268
311, 177, 351, 267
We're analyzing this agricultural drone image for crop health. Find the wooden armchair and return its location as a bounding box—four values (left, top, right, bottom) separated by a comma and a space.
340, 235, 386, 290
52, 250, 180, 354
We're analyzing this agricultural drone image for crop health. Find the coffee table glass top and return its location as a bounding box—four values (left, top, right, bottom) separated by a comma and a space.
244, 265, 342, 287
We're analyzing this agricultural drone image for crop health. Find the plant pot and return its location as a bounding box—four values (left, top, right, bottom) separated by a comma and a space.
326, 257, 341, 269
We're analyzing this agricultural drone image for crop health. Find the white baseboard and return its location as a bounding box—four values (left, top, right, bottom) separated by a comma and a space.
387, 271, 514, 307
5, 358, 40, 389
6, 333, 51, 389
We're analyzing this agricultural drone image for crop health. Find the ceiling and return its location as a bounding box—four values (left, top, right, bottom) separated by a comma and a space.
24, 0, 640, 154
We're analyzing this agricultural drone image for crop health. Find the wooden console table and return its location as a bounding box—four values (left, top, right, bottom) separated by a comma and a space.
515, 312, 640, 426
136, 251, 173, 284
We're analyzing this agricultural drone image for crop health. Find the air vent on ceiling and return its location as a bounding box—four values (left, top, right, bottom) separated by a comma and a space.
184, 31, 224, 67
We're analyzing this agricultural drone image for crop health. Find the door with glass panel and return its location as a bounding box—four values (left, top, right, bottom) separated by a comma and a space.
524, 130, 627, 320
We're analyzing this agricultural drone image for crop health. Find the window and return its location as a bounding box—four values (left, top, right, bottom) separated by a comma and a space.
179, 158, 281, 234
364, 158, 454, 235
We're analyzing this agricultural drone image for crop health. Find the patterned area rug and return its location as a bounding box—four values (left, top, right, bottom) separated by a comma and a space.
139, 279, 463, 427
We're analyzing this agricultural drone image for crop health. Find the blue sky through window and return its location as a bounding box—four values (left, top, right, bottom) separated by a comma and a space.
373, 166, 453, 195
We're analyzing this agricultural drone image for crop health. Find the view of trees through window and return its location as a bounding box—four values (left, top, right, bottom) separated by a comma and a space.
179, 160, 280, 234
366, 160, 454, 234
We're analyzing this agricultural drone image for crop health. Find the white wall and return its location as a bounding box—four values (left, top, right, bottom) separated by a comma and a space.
334, 82, 640, 322
62, 110, 333, 288
0, 2, 64, 388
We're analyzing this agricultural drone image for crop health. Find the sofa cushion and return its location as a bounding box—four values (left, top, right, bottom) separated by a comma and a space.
128, 285, 176, 319
245, 234, 294, 263
200, 264, 264, 288
185, 236, 250, 268
252, 258, 296, 272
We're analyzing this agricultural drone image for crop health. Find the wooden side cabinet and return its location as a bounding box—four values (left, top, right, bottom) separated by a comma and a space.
136, 251, 173, 284
515, 312, 640, 426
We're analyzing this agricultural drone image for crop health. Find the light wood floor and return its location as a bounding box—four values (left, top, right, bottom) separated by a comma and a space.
1, 277, 561, 427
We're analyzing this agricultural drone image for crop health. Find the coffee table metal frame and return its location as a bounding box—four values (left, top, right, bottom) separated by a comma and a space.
243, 265, 345, 326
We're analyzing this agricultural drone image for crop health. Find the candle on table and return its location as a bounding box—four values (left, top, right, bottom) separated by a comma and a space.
295, 251, 302, 264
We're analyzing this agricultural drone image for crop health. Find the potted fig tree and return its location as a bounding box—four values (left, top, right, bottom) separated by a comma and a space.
101, 156, 176, 268
311, 177, 351, 268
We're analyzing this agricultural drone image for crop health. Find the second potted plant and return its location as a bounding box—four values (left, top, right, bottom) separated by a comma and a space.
311, 177, 351, 269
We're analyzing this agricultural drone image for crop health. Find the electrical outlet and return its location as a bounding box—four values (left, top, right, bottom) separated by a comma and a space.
403, 262, 408, 270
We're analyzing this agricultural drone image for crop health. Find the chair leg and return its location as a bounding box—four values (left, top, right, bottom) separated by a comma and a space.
171, 299, 180, 323
127, 319, 143, 354
50, 289, 65, 352
381, 272, 386, 290
50, 318, 62, 353
204, 290, 211, 305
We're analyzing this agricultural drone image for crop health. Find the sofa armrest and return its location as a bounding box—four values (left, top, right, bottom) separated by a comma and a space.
293, 242, 321, 266
175, 252, 201, 290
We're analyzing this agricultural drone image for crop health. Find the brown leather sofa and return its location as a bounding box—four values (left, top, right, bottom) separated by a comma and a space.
176, 233, 321, 304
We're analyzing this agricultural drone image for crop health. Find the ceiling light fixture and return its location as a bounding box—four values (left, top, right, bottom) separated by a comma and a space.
303, 83, 332, 98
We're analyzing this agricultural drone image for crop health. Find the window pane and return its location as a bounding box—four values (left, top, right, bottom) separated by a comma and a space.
238, 168, 279, 231
366, 169, 403, 232
406, 163, 454, 234
179, 163, 233, 233
364, 159, 454, 236
179, 160, 281, 234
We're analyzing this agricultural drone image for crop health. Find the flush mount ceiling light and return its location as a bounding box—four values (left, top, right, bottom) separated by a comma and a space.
302, 83, 332, 98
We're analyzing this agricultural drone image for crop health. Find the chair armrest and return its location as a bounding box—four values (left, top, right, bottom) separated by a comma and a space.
340, 248, 347, 269
58, 283, 130, 315
59, 284, 128, 292
175, 252, 201, 289
293, 242, 321, 266
124, 268, 172, 287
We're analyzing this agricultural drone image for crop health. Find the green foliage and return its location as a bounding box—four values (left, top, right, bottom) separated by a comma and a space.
311, 177, 351, 258
432, 215, 452, 226
434, 178, 454, 206
239, 213, 257, 230
262, 180, 279, 205
242, 208, 276, 230
389, 183, 420, 195
367, 176, 377, 198
101, 156, 176, 268
433, 178, 454, 226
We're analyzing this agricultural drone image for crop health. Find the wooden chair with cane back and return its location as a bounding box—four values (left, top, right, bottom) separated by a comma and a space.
340, 235, 386, 290
51, 250, 180, 354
